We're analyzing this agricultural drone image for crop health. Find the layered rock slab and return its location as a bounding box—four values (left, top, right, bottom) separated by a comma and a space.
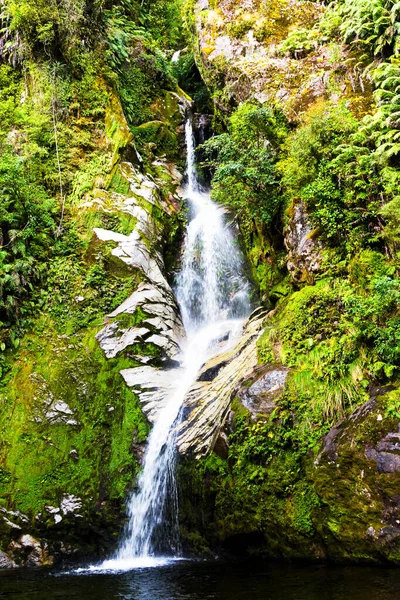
93, 162, 186, 367
176, 309, 269, 457
120, 365, 183, 423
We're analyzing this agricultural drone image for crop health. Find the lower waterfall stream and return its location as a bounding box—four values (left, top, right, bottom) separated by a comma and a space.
90, 118, 251, 572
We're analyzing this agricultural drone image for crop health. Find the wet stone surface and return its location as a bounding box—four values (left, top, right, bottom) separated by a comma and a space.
238, 366, 289, 417
365, 426, 400, 473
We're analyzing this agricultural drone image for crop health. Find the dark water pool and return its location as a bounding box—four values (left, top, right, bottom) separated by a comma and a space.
1, 559, 400, 600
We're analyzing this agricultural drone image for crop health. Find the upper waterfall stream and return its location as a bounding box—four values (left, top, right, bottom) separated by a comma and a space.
90, 118, 251, 572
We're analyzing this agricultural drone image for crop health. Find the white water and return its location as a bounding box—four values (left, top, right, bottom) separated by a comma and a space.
92, 119, 251, 573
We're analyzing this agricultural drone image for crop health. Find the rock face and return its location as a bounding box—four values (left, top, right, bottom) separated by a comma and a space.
176, 308, 268, 456
192, 0, 370, 120
93, 160, 187, 413
88, 153, 190, 427
284, 201, 322, 282
0, 81, 190, 566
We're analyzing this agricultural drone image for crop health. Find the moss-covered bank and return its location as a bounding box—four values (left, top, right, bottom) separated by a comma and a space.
178, 383, 400, 563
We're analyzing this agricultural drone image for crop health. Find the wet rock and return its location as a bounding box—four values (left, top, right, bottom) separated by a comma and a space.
132, 441, 147, 466
176, 309, 268, 457
238, 366, 289, 418
121, 365, 183, 422
0, 550, 15, 569
109, 282, 184, 337
19, 535, 43, 567
197, 353, 230, 382
284, 201, 322, 282
9, 535, 54, 568
378, 526, 400, 544
307, 387, 400, 561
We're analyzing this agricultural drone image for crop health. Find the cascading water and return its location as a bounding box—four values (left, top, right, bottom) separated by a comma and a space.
93, 117, 251, 572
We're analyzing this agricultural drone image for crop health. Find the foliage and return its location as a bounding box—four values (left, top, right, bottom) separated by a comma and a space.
278, 100, 390, 253
0, 148, 56, 333
325, 0, 400, 246
202, 103, 287, 226
344, 275, 400, 367
338, 0, 400, 59
0, 0, 185, 350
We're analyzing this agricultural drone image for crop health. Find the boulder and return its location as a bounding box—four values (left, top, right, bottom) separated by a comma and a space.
311, 388, 400, 561
238, 366, 289, 418
8, 535, 54, 568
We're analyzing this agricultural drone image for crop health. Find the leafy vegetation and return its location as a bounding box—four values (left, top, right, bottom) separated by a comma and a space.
202, 103, 287, 227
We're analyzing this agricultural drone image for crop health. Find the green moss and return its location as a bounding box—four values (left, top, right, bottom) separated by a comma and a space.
178, 384, 400, 563
290, 481, 320, 536
114, 308, 148, 330
0, 329, 149, 515
132, 120, 179, 160
108, 171, 131, 196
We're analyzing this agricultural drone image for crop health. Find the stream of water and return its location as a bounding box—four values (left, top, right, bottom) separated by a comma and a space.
85, 118, 251, 572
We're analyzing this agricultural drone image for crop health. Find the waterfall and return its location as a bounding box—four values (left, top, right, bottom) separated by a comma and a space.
94, 117, 251, 572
